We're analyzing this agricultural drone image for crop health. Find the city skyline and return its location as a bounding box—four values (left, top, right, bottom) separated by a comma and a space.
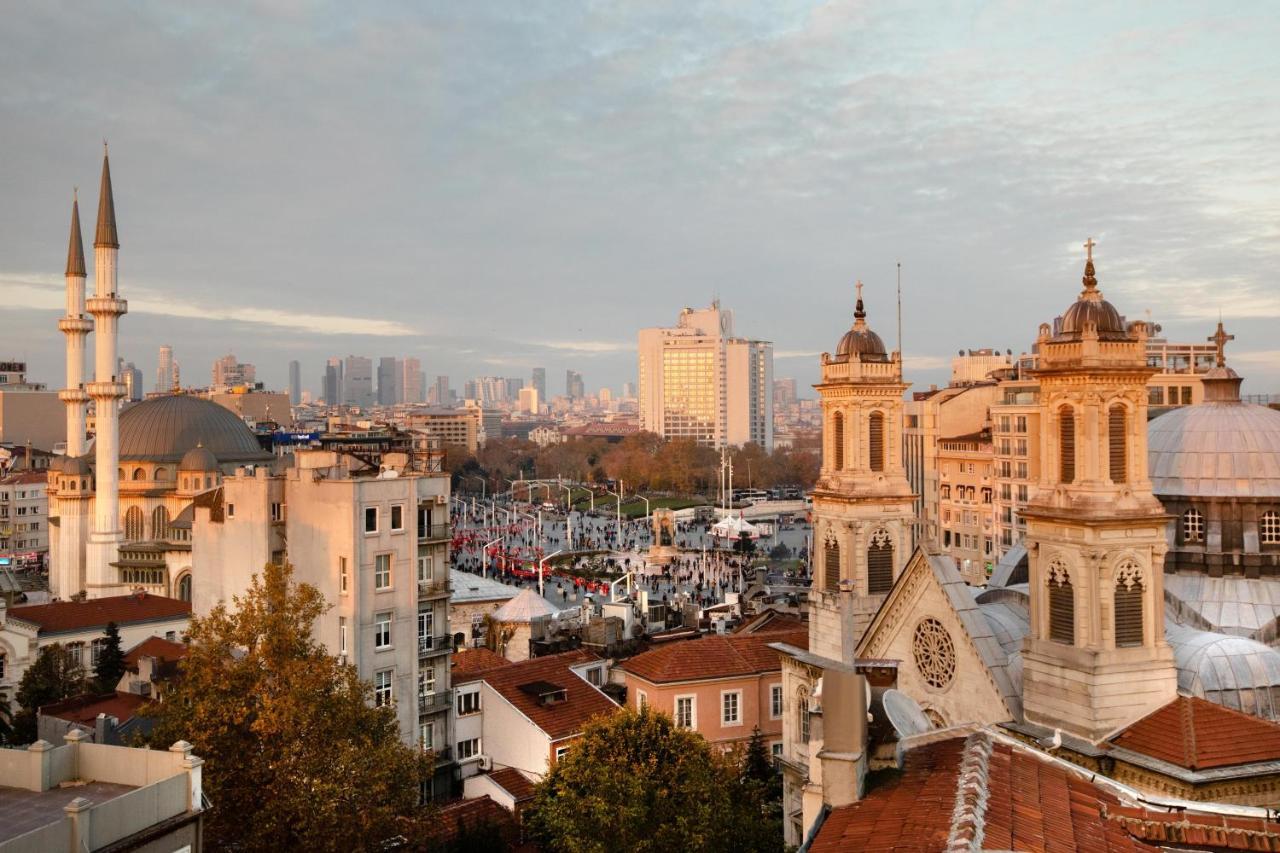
3, 4, 1279, 396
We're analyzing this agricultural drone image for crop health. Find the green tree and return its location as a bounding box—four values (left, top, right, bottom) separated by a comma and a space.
13, 643, 88, 743
93, 621, 127, 692
147, 562, 432, 851
527, 706, 782, 853
738, 726, 783, 839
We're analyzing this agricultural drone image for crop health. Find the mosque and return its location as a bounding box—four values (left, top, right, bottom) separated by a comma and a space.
47, 149, 273, 603
777, 243, 1280, 843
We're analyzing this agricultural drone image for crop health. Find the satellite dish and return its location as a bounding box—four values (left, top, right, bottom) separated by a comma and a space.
882, 689, 933, 738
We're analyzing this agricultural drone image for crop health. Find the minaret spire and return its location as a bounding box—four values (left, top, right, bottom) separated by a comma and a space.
66, 189, 86, 276
95, 143, 119, 249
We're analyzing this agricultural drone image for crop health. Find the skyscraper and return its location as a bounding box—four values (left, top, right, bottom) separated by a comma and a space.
637, 302, 773, 449
322, 357, 343, 405
343, 356, 374, 408
565, 370, 584, 400
532, 367, 546, 401
211, 354, 256, 390
377, 356, 399, 406
120, 360, 143, 402
432, 375, 451, 407
401, 357, 423, 404
156, 344, 178, 393
288, 360, 301, 405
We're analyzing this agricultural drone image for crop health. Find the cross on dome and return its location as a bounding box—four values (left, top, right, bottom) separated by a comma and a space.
1084, 237, 1096, 261
1209, 321, 1234, 368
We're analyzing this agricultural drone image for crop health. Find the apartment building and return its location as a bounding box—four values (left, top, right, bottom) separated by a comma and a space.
0, 471, 49, 564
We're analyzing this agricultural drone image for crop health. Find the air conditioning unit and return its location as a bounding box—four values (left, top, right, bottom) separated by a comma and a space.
337, 654, 348, 666
435, 495, 448, 505
478, 755, 492, 771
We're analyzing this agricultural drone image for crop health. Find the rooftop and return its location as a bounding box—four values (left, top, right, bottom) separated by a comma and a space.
1109, 695, 1280, 771
123, 635, 189, 670
452, 647, 512, 681
0, 781, 136, 845
481, 649, 615, 740
449, 568, 519, 604
486, 767, 537, 803
622, 628, 807, 684
39, 691, 148, 727
7, 593, 190, 635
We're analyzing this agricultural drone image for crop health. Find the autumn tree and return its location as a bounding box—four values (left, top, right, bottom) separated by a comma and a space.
147, 562, 432, 851
93, 621, 127, 692
13, 643, 88, 743
527, 705, 782, 853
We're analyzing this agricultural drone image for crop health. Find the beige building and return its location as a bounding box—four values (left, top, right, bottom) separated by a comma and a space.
207, 387, 291, 426
407, 408, 480, 454
637, 302, 773, 449
0, 471, 49, 564
0, 389, 64, 455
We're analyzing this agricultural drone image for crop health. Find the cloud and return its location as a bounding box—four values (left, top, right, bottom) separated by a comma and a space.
531, 339, 636, 354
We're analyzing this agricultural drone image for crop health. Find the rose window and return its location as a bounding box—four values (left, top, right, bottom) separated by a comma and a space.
913, 618, 956, 689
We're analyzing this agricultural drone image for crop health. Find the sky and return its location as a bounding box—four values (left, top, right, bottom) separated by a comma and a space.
3, 1, 1278, 399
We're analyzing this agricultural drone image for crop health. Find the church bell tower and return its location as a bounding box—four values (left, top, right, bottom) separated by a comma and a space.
1020, 240, 1175, 741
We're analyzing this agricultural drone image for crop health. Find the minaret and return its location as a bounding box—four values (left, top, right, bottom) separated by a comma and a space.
58, 191, 93, 456
1020, 240, 1174, 742
84, 145, 129, 597
809, 281, 916, 660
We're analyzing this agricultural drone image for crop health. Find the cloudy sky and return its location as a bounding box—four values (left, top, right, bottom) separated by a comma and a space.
3, 2, 1278, 398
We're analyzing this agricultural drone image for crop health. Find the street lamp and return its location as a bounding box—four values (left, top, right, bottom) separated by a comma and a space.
604, 479, 624, 541
464, 475, 486, 501
481, 537, 501, 578
539, 549, 565, 597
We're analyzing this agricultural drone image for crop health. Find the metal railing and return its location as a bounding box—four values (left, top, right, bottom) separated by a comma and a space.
418, 634, 452, 656
419, 523, 451, 541
418, 688, 453, 714
417, 578, 450, 597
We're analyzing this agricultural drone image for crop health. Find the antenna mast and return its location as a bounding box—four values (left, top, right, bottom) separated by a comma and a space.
896, 261, 903, 363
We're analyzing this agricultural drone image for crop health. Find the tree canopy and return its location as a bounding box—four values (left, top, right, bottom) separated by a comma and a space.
13, 643, 87, 744
526, 705, 783, 853
93, 621, 127, 692
147, 562, 432, 851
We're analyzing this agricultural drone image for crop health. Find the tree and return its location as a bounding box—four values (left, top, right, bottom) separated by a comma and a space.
527, 706, 782, 853
738, 727, 783, 839
147, 562, 432, 851
13, 643, 88, 743
93, 621, 127, 692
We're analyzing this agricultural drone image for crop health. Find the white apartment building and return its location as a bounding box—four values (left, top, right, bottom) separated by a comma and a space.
0, 471, 48, 563
637, 302, 773, 450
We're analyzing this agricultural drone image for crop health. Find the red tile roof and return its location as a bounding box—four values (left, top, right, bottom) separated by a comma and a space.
481, 650, 616, 741
8, 594, 191, 635
487, 767, 537, 802
421, 796, 517, 847
1107, 806, 1280, 851
123, 636, 188, 670
39, 691, 149, 726
452, 647, 513, 682
1109, 695, 1280, 770
621, 629, 808, 684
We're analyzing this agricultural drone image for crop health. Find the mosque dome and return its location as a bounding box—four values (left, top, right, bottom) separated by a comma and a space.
1168, 624, 1280, 720
106, 395, 272, 464
60, 454, 93, 476
1054, 251, 1128, 340
179, 444, 220, 472
833, 282, 888, 362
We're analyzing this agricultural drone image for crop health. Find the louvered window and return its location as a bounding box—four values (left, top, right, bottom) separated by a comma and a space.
1114, 581, 1143, 647
824, 537, 841, 591
868, 530, 894, 594
1048, 563, 1074, 645
1109, 406, 1127, 483
832, 411, 844, 470
1059, 407, 1075, 484
868, 412, 885, 472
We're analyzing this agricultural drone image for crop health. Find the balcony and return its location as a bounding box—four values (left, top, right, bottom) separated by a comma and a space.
428, 745, 454, 765
419, 523, 451, 542
418, 634, 453, 658
417, 578, 450, 599
418, 688, 453, 715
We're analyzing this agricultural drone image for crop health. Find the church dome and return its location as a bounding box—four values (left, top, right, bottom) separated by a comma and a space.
1168, 624, 1280, 720
108, 395, 272, 464
833, 282, 888, 362
179, 444, 220, 471
1148, 400, 1280, 499
1054, 251, 1128, 340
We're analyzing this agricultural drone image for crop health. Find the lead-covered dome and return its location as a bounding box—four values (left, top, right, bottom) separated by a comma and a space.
1168, 623, 1280, 720
109, 395, 272, 463
179, 444, 220, 471
1055, 254, 1128, 340
1148, 401, 1280, 498
832, 282, 888, 362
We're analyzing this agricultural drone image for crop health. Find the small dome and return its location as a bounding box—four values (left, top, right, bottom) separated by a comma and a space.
832, 282, 888, 362
1054, 252, 1129, 341
1168, 624, 1280, 720
108, 395, 272, 464
179, 444, 220, 471
1149, 403, 1280, 498
62, 454, 92, 476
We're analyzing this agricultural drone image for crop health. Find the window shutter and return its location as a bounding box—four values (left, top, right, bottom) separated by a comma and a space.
1114, 583, 1143, 647
868, 541, 894, 594
824, 539, 841, 591
1109, 407, 1127, 483
833, 412, 844, 470
1059, 408, 1075, 484
1049, 579, 1074, 644
868, 412, 885, 472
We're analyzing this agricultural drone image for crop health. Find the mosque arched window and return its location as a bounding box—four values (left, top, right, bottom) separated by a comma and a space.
1182, 508, 1205, 544
154, 467, 169, 481
124, 506, 145, 541
823, 533, 841, 592
176, 572, 192, 602
1108, 405, 1127, 484
1261, 511, 1280, 546
832, 412, 844, 470
1047, 558, 1074, 645
1114, 560, 1145, 647
868, 412, 885, 472
152, 506, 170, 540
867, 527, 894, 595
69, 480, 77, 491
132, 467, 145, 481
1058, 406, 1076, 484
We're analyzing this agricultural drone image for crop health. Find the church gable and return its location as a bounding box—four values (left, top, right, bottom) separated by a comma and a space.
857, 547, 1019, 727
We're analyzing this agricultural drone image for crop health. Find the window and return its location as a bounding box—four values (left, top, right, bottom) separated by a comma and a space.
722, 690, 742, 726
226, 503, 235, 519
832, 411, 844, 470
339, 557, 349, 593
1058, 406, 1075, 484
1109, 406, 1127, 483
771, 684, 783, 719
364, 506, 378, 533
419, 667, 436, 698
1114, 561, 1144, 647
867, 528, 894, 595
1183, 508, 1205, 544
823, 534, 841, 592
586, 666, 603, 686
798, 687, 810, 743
457, 738, 480, 761
772, 742, 783, 759
1148, 386, 1165, 406
271, 502, 284, 522
419, 722, 434, 752
151, 506, 170, 540
868, 412, 885, 472
418, 555, 432, 585
375, 553, 391, 589
375, 612, 392, 649
91, 638, 107, 667
0, 653, 5, 681
374, 669, 393, 707
675, 695, 695, 729
555, 745, 570, 762
636, 690, 648, 710
339, 617, 348, 655
1048, 559, 1074, 645
391, 504, 404, 531
457, 690, 481, 716
418, 610, 434, 643
1263, 511, 1280, 545
177, 574, 192, 602
124, 506, 145, 541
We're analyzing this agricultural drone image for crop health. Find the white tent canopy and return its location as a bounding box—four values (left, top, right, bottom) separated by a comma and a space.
710, 513, 761, 540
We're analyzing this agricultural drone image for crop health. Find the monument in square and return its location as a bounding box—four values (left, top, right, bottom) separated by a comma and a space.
648, 507, 679, 566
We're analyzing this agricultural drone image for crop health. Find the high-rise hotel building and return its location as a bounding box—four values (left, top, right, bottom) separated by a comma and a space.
638, 302, 773, 450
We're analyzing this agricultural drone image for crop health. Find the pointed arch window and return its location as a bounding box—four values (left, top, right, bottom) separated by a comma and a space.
124, 506, 145, 541
152, 506, 170, 540
1109, 405, 1127, 484
1047, 558, 1074, 645
176, 572, 192, 602
867, 527, 894, 595
868, 412, 885, 472
797, 686, 810, 743
1058, 406, 1076, 484
823, 533, 841, 591
1114, 560, 1144, 647
1182, 508, 1204, 544
832, 411, 845, 470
